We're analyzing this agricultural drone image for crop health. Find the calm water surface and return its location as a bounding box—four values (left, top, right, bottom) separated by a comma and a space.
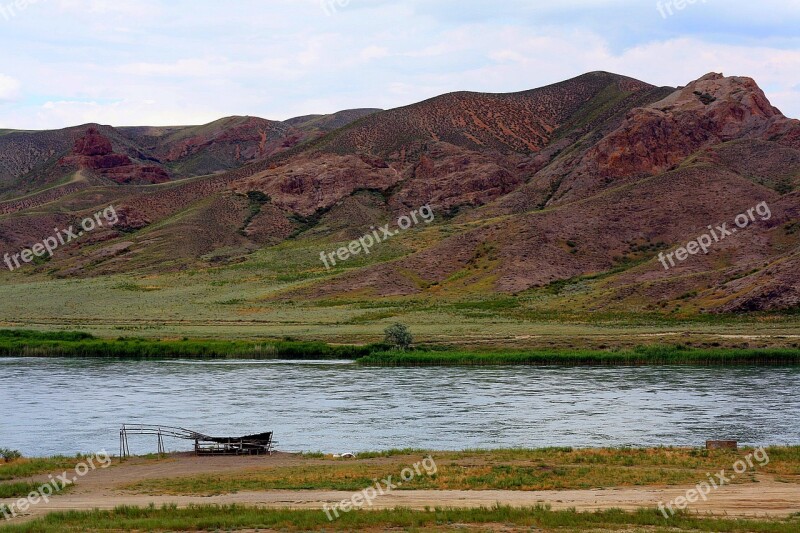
1, 358, 798, 456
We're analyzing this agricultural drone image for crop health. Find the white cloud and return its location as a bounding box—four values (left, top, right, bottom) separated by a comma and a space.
54, 0, 161, 17
0, 75, 20, 101
359, 45, 390, 62
2, 1, 800, 128
27, 99, 225, 129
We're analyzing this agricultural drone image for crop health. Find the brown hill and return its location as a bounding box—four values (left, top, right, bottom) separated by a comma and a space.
235, 72, 670, 216
320, 72, 654, 157
119, 116, 297, 177
284, 108, 382, 134
268, 73, 800, 312
0, 110, 377, 200
0, 72, 798, 315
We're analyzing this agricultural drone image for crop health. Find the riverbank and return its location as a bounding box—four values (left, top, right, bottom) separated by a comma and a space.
0, 330, 379, 359
359, 346, 800, 366
3, 329, 800, 365
1, 448, 799, 531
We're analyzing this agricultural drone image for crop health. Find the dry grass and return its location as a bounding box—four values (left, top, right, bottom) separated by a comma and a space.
121, 447, 799, 496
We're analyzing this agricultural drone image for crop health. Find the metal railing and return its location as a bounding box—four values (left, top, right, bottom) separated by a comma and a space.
119, 424, 274, 458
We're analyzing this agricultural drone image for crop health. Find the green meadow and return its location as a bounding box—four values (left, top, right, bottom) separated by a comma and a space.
0, 505, 798, 533
0, 221, 799, 351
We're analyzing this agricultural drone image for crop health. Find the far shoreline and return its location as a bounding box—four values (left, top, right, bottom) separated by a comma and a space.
2, 329, 800, 366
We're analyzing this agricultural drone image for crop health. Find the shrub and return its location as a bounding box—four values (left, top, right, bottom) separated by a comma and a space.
0, 448, 22, 462
384, 323, 413, 351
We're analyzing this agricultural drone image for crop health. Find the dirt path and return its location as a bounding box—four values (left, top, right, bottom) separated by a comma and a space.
3, 454, 800, 523
16, 480, 800, 516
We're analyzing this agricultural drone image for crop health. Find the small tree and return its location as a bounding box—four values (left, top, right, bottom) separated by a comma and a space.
0, 448, 21, 463
384, 323, 413, 351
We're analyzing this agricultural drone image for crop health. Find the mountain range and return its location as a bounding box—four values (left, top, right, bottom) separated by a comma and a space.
1, 71, 798, 314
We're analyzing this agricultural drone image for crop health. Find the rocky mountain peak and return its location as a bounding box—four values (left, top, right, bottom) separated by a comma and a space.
652, 72, 783, 126
73, 127, 114, 157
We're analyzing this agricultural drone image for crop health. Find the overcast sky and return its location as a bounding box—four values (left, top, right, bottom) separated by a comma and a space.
1, 0, 799, 129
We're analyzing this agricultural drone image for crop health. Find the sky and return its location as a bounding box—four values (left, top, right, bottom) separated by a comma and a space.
1, 0, 800, 129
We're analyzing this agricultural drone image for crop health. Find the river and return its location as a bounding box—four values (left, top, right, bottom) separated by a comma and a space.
1, 358, 797, 456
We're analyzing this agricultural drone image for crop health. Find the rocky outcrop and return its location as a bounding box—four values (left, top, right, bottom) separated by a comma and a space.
73, 127, 115, 156
156, 117, 296, 169
231, 154, 401, 216
390, 142, 525, 211
546, 73, 800, 204
59, 128, 169, 185
593, 73, 785, 176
